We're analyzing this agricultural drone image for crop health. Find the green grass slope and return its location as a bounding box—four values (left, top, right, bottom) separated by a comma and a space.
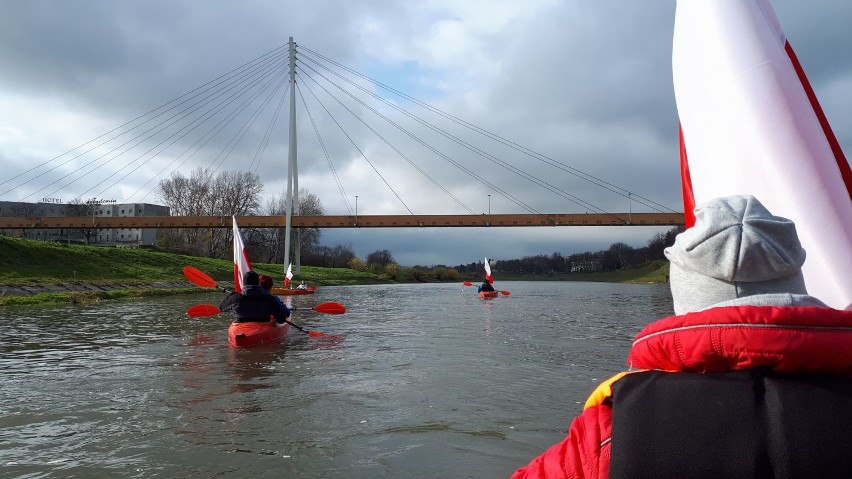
491, 259, 669, 285
0, 236, 378, 286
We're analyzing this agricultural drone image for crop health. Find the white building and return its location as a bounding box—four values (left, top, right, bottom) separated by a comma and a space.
0, 200, 169, 246
0, 200, 70, 242
94, 203, 170, 246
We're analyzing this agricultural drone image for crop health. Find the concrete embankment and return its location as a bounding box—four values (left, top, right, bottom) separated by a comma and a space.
0, 281, 195, 297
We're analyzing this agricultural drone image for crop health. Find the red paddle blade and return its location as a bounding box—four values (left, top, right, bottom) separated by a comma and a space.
183, 266, 218, 289
463, 281, 473, 286
499, 290, 511, 296
187, 304, 222, 317
307, 330, 326, 337
313, 302, 346, 314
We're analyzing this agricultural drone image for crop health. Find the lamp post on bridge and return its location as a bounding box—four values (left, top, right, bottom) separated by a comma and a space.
628, 192, 632, 225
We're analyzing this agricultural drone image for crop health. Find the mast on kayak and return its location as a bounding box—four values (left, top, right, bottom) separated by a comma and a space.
283, 37, 299, 279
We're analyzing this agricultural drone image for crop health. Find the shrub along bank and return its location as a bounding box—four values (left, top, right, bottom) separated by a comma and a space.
0, 236, 379, 306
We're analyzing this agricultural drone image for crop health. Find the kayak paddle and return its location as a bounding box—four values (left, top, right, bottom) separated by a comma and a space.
183, 265, 345, 336
183, 266, 348, 310
187, 298, 345, 317
462, 280, 510, 296
185, 303, 327, 337
307, 302, 347, 314
184, 265, 346, 312
183, 265, 230, 292
187, 304, 221, 317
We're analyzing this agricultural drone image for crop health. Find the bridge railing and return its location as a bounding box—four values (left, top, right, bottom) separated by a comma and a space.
0, 213, 684, 229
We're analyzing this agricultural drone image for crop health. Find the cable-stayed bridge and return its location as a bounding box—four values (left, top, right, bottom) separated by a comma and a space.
0, 212, 682, 230
0, 39, 683, 240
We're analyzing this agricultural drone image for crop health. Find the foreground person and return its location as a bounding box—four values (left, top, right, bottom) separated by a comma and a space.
478, 279, 495, 293
511, 195, 852, 478
259, 274, 292, 318
220, 271, 289, 324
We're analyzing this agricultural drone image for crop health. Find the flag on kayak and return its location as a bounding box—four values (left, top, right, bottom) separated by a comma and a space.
484, 257, 493, 284
232, 215, 252, 293
673, 0, 852, 310
284, 262, 293, 288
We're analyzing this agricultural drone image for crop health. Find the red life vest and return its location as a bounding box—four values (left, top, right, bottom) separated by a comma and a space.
511, 305, 852, 479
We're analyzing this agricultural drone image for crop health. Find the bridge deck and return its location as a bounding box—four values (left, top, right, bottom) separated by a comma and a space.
0, 213, 683, 229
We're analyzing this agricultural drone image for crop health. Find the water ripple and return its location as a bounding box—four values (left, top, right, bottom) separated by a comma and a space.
0, 283, 673, 478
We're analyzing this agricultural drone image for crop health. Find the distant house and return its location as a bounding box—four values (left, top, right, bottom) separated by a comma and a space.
0, 201, 169, 246
570, 258, 603, 273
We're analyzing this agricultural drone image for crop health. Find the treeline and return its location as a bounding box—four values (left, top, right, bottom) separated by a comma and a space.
454, 227, 684, 276
156, 168, 324, 264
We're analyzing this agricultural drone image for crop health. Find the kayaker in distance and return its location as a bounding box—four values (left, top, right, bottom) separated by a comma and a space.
511, 195, 852, 478
477, 279, 495, 293
259, 274, 292, 318
220, 271, 289, 324
296, 280, 308, 290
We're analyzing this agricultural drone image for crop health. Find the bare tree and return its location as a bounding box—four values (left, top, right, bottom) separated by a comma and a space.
302, 242, 356, 267
213, 170, 263, 216
158, 168, 213, 254
158, 167, 262, 257
604, 242, 634, 270
257, 187, 325, 264
159, 167, 214, 216
366, 249, 395, 267
208, 170, 263, 258
295, 189, 324, 256
3, 203, 41, 240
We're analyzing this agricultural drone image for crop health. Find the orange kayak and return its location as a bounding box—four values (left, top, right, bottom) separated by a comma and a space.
228, 320, 290, 347
479, 290, 498, 299
270, 286, 316, 295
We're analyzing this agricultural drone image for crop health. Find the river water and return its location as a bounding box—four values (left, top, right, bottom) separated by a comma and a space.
1, 281, 673, 478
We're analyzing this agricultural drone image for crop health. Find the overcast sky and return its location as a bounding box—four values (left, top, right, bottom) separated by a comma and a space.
1, 1, 850, 267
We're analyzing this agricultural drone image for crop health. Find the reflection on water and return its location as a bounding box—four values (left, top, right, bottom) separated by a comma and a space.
0, 282, 672, 478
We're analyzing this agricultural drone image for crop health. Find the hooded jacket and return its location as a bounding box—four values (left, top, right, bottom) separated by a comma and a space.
220, 285, 288, 323
513, 196, 852, 478
510, 301, 852, 479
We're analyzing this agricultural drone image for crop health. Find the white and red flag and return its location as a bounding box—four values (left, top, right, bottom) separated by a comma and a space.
673, 0, 852, 309
232, 215, 252, 293
484, 257, 493, 284
284, 263, 293, 288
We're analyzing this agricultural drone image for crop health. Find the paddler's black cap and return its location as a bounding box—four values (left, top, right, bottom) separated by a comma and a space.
242, 271, 260, 286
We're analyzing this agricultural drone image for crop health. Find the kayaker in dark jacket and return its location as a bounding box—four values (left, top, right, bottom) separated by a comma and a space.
478, 280, 495, 293
258, 274, 292, 318
220, 271, 288, 324
511, 195, 852, 479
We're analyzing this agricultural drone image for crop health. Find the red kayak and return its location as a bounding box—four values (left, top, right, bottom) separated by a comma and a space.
270, 286, 316, 296
228, 320, 290, 347
480, 290, 498, 299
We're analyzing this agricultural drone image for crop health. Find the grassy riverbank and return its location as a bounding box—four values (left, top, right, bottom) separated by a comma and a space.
0, 288, 206, 307
0, 236, 379, 306
0, 236, 668, 306
496, 260, 669, 284
0, 236, 379, 285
